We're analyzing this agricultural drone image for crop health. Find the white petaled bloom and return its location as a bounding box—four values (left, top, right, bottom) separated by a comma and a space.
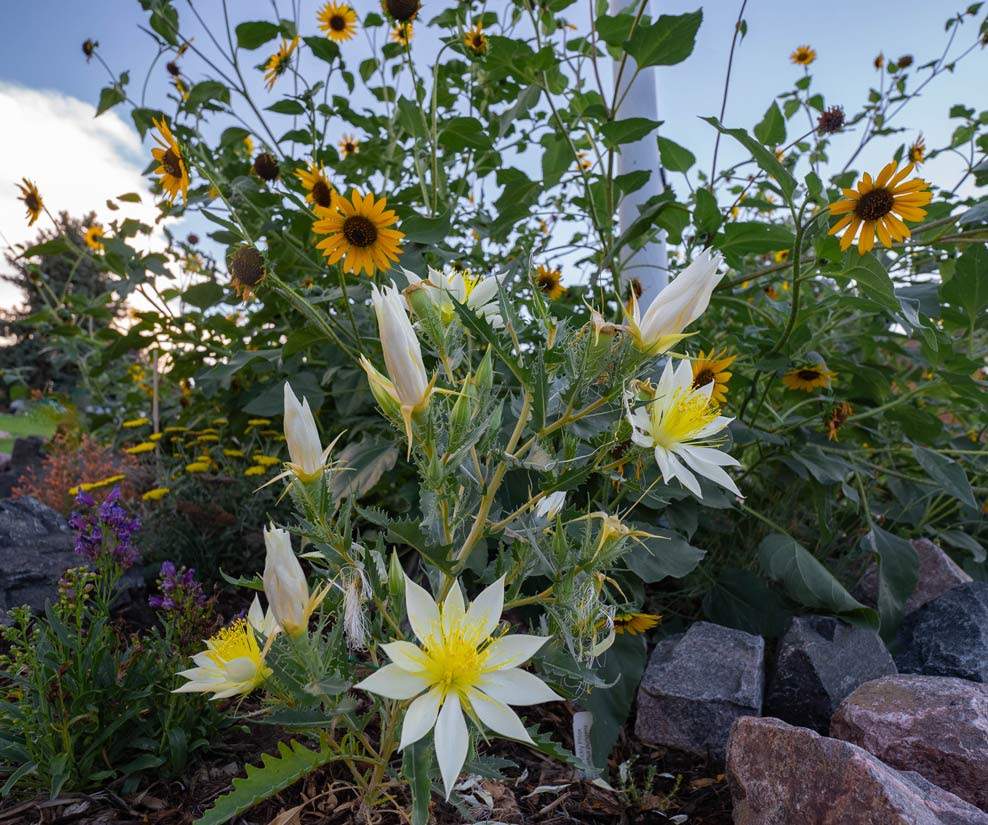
262, 525, 328, 637
283, 382, 334, 482
625, 248, 723, 355
360, 283, 435, 452
174, 596, 275, 699
403, 266, 504, 329
534, 491, 566, 520
355, 576, 562, 799
625, 359, 742, 500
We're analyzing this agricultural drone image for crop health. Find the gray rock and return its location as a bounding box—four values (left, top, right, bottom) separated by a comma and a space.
727, 716, 988, 825
765, 615, 896, 732
634, 621, 764, 761
894, 582, 988, 683
832, 674, 988, 811
0, 496, 76, 622
858, 538, 972, 615
0, 436, 44, 498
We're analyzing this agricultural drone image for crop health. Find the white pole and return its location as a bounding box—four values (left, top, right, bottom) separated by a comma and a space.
611, 0, 668, 307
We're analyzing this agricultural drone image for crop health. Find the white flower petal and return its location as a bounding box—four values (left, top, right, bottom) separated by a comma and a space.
443, 580, 466, 621
404, 575, 440, 644
465, 576, 505, 639
684, 445, 740, 467
476, 667, 563, 706
355, 663, 429, 700
676, 448, 742, 497
435, 692, 469, 799
468, 689, 535, 744
664, 450, 703, 498
483, 634, 549, 671
399, 686, 443, 750
381, 640, 429, 672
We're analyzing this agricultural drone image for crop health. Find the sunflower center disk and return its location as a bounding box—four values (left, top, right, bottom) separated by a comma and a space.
798, 369, 823, 381
25, 194, 39, 211
163, 148, 183, 178
342, 215, 378, 248
854, 188, 895, 221
693, 368, 715, 389
330, 14, 346, 30
312, 180, 333, 208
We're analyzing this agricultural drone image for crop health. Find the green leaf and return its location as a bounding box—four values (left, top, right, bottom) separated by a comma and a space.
439, 116, 492, 152
753, 101, 786, 146
719, 221, 796, 255
194, 740, 336, 825
701, 116, 797, 200
585, 633, 647, 769
330, 439, 399, 500
304, 34, 339, 64
657, 136, 696, 173
450, 299, 530, 387
541, 134, 570, 188
402, 741, 433, 825
20, 238, 74, 258
865, 527, 919, 641
96, 85, 126, 117
759, 534, 877, 628
624, 529, 705, 582
183, 282, 225, 311
186, 80, 230, 108
235, 20, 280, 50
594, 12, 635, 48
400, 210, 452, 245
911, 444, 977, 509
396, 97, 428, 140
693, 187, 722, 236
626, 10, 702, 67
703, 567, 791, 638
149, 2, 179, 46
599, 117, 661, 148
941, 244, 988, 327
266, 99, 305, 115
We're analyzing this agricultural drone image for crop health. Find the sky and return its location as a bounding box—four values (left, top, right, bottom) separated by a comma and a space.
0, 0, 985, 309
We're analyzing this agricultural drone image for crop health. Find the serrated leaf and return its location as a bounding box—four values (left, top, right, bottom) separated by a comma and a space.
194, 740, 336, 825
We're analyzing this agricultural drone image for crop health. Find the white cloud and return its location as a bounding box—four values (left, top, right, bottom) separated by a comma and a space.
0, 82, 178, 310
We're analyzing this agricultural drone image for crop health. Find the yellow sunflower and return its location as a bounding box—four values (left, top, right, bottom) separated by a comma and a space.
909, 134, 926, 165
338, 134, 359, 157
263, 36, 299, 91
173, 76, 189, 101
691, 348, 736, 406
244, 134, 254, 155
295, 160, 335, 209
782, 365, 837, 392
312, 188, 404, 276
827, 160, 932, 255
613, 612, 661, 636
317, 2, 358, 42
773, 249, 790, 264
390, 22, 413, 45
464, 22, 488, 54
84, 224, 104, 252
790, 45, 816, 65
16, 178, 43, 226
151, 117, 189, 205
534, 265, 564, 299
382, 0, 419, 22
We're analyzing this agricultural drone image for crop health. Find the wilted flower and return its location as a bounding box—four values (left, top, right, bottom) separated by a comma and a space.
624, 249, 723, 355
356, 576, 561, 799
534, 491, 566, 520
817, 106, 845, 135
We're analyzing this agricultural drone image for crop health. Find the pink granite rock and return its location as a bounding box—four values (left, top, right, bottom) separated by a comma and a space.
831, 674, 988, 811
857, 538, 972, 614
726, 716, 988, 824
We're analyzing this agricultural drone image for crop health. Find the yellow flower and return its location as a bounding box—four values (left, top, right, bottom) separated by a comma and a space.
464, 21, 488, 54
149, 433, 164, 442
613, 612, 661, 636
391, 22, 413, 45
826, 402, 853, 442
245, 465, 267, 477
263, 36, 299, 91
827, 160, 932, 255
173, 76, 189, 100
223, 448, 245, 458
84, 224, 104, 252
142, 487, 171, 501
69, 474, 127, 495
534, 265, 564, 299
295, 160, 335, 209
197, 434, 220, 443
164, 426, 188, 433
691, 348, 736, 406
313, 188, 404, 276
790, 45, 816, 65
122, 417, 150, 428
909, 133, 926, 165
16, 178, 43, 226
318, 2, 358, 42
782, 365, 837, 392
247, 418, 272, 427
773, 249, 790, 264
253, 455, 281, 467
125, 442, 157, 455
338, 134, 359, 157
151, 117, 189, 205
243, 135, 254, 155
185, 461, 210, 473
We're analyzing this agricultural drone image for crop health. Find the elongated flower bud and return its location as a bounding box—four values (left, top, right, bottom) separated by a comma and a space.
362, 283, 434, 453
283, 382, 325, 482
262, 525, 312, 637
626, 249, 723, 355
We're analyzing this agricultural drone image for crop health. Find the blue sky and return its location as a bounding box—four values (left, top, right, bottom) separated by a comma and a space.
0, 0, 985, 306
